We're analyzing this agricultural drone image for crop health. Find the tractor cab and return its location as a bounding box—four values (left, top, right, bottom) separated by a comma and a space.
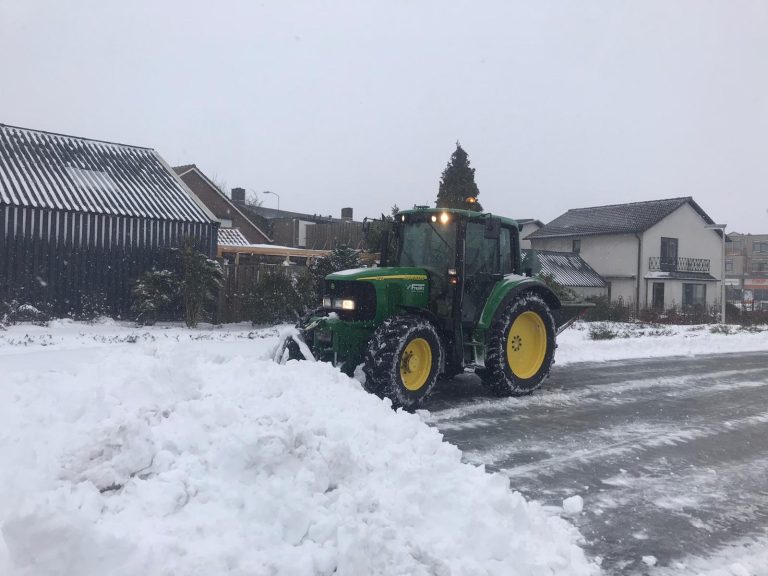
392, 207, 520, 325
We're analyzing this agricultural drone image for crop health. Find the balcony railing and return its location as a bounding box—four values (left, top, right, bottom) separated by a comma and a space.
648, 256, 710, 273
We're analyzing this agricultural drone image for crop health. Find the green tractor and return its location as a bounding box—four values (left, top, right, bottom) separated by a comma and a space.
281, 206, 584, 409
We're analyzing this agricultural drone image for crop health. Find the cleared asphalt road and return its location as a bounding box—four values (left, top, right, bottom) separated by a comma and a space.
425, 351, 768, 574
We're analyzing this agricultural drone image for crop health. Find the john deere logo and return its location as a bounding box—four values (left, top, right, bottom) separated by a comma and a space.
407, 283, 425, 293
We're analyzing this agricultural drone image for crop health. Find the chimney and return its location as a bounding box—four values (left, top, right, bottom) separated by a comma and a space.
231, 187, 246, 203
341, 207, 353, 221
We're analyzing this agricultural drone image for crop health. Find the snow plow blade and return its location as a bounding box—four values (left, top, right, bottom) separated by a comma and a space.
272, 327, 316, 364
553, 301, 594, 335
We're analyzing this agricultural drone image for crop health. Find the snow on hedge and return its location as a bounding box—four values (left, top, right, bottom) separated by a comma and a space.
557, 322, 768, 365
0, 321, 598, 576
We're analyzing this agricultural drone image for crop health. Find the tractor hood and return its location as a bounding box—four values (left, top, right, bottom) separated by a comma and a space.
326, 267, 428, 283
323, 267, 431, 322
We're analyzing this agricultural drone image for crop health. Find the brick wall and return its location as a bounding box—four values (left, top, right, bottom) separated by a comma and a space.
178, 170, 270, 244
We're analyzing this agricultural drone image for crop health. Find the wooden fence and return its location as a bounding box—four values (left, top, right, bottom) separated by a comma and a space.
217, 262, 300, 323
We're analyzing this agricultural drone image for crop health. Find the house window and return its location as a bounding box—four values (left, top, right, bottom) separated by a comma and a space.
755, 242, 768, 253
725, 259, 733, 272
660, 237, 678, 271
683, 283, 706, 309
753, 261, 768, 273
652, 283, 665, 310
572, 239, 581, 254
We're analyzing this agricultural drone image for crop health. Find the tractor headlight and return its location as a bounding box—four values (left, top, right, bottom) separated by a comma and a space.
332, 298, 355, 310
322, 296, 332, 308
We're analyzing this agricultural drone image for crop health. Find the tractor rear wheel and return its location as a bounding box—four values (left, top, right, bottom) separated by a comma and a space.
363, 316, 444, 410
482, 294, 556, 396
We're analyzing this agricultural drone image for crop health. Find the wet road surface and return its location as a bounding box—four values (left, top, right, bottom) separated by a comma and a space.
424, 351, 768, 574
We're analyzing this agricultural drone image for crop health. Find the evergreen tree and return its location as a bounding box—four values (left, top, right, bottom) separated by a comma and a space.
309, 246, 362, 300
364, 204, 400, 254
181, 240, 224, 328
436, 142, 483, 212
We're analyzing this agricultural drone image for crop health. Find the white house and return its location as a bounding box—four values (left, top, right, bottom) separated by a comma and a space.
515, 219, 544, 249
528, 197, 724, 312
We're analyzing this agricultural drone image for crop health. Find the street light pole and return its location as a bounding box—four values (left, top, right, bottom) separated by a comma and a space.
706, 224, 727, 324
263, 190, 280, 213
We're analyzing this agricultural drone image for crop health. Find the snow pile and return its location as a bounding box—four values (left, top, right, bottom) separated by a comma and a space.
557, 322, 768, 365
562, 495, 584, 516
0, 324, 598, 576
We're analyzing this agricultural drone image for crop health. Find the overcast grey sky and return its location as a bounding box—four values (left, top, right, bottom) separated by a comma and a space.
1, 1, 766, 232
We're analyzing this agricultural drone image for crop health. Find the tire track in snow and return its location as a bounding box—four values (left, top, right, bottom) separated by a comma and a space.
431, 352, 768, 574
428, 367, 768, 427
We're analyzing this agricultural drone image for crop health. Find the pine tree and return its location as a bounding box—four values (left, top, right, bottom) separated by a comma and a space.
436, 142, 483, 212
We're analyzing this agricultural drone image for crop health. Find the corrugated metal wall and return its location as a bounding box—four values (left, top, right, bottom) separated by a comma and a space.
0, 204, 218, 318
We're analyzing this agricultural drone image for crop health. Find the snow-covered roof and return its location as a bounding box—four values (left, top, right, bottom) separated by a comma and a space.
217, 227, 251, 247
0, 123, 214, 223
522, 249, 607, 288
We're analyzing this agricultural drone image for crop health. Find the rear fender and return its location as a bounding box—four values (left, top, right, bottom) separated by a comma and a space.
474, 276, 561, 343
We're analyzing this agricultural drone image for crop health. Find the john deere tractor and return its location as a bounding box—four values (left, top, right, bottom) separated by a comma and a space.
283, 206, 582, 409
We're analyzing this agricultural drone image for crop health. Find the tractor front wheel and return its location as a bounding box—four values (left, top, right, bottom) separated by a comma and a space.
482, 294, 556, 396
363, 316, 444, 410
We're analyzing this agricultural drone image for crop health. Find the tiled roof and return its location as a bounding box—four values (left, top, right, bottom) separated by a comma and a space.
217, 227, 251, 247
529, 197, 716, 239
0, 124, 213, 223
522, 249, 607, 288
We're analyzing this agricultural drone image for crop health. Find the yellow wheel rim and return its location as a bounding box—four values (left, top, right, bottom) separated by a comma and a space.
506, 311, 547, 379
400, 338, 433, 391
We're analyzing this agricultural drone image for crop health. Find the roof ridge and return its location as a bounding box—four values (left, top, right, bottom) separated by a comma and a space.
565, 196, 691, 213
0, 122, 154, 151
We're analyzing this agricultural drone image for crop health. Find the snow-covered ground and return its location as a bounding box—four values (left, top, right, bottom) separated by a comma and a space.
557, 321, 768, 365
1, 319, 766, 575
0, 319, 597, 576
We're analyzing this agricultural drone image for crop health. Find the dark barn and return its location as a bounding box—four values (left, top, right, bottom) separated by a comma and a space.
0, 124, 219, 318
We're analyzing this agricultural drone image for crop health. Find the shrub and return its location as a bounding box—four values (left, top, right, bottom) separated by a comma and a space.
130, 240, 223, 328
244, 268, 316, 325
709, 324, 734, 335
0, 300, 49, 327
588, 323, 619, 340
584, 296, 634, 323
131, 269, 181, 325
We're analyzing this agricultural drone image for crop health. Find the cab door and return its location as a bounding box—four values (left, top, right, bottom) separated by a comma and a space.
461, 220, 501, 325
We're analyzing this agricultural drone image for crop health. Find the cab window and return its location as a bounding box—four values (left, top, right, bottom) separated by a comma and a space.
500, 227, 513, 275
465, 222, 498, 276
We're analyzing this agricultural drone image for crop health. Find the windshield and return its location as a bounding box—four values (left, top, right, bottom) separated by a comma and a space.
396, 220, 457, 271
